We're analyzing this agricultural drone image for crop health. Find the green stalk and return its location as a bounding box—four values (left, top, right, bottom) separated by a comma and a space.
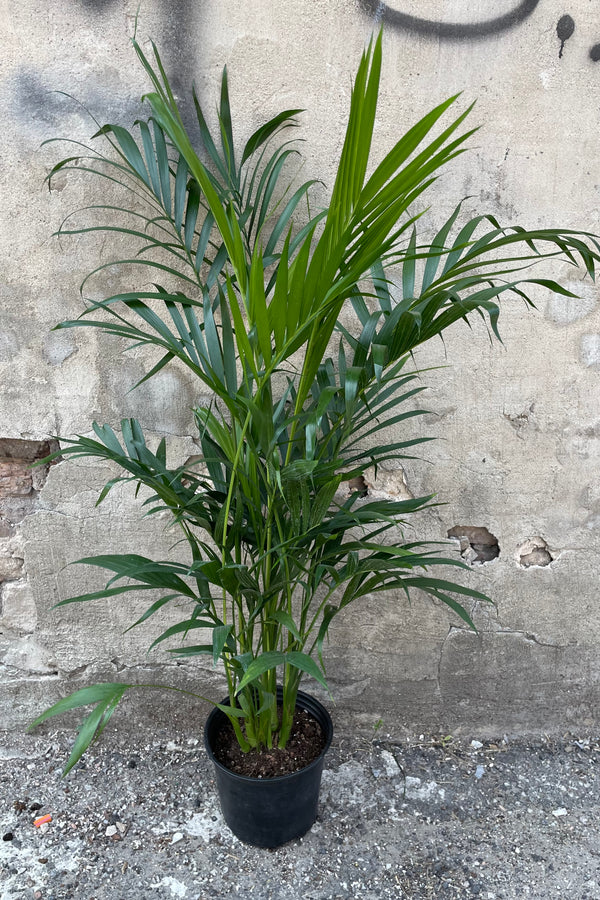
279, 664, 301, 748
219, 412, 252, 624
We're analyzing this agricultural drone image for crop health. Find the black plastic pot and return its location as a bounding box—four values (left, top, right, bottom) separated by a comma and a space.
204, 688, 333, 848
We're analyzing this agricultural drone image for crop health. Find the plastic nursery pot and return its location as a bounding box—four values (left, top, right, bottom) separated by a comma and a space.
204, 688, 333, 848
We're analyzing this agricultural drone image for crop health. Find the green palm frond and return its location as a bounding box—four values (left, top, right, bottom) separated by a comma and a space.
32, 31, 600, 767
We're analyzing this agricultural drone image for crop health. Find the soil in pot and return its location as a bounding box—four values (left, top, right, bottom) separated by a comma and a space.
212, 706, 327, 777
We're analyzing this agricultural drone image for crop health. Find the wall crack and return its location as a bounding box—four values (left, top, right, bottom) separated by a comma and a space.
496, 630, 569, 650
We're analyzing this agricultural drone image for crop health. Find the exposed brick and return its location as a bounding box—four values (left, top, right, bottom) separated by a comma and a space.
0, 439, 56, 462
0, 458, 32, 499
0, 440, 59, 500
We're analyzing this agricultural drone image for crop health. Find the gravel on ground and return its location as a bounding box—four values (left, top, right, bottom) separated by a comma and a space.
1, 726, 600, 899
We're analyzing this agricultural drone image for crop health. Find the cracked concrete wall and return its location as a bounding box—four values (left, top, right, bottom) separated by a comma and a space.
2, 0, 600, 737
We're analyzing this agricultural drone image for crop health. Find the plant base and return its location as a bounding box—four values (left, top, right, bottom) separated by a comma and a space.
204, 689, 333, 848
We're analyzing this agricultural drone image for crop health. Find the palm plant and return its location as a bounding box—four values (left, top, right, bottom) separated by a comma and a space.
31, 32, 600, 773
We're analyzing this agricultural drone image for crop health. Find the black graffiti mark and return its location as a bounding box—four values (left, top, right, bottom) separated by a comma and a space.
14, 70, 74, 128
11, 67, 142, 140
156, 0, 202, 135
556, 15, 575, 58
556, 15, 600, 62
359, 0, 541, 40
65, 0, 196, 133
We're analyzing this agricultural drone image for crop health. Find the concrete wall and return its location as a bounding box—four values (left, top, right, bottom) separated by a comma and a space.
2, 0, 600, 737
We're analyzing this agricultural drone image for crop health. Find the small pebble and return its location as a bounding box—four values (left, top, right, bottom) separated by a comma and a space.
172, 831, 184, 844
2, 832, 14, 841
471, 740, 484, 750
552, 808, 568, 818
105, 825, 118, 837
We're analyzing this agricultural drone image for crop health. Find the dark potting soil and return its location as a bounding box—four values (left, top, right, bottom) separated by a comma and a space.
212, 708, 326, 778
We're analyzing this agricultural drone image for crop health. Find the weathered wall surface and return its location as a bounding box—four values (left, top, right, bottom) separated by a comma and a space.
2, 0, 600, 737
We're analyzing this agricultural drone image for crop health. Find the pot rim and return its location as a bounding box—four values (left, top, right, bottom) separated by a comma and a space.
204, 688, 333, 784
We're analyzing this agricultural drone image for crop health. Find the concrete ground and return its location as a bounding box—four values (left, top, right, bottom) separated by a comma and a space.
1, 725, 600, 899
